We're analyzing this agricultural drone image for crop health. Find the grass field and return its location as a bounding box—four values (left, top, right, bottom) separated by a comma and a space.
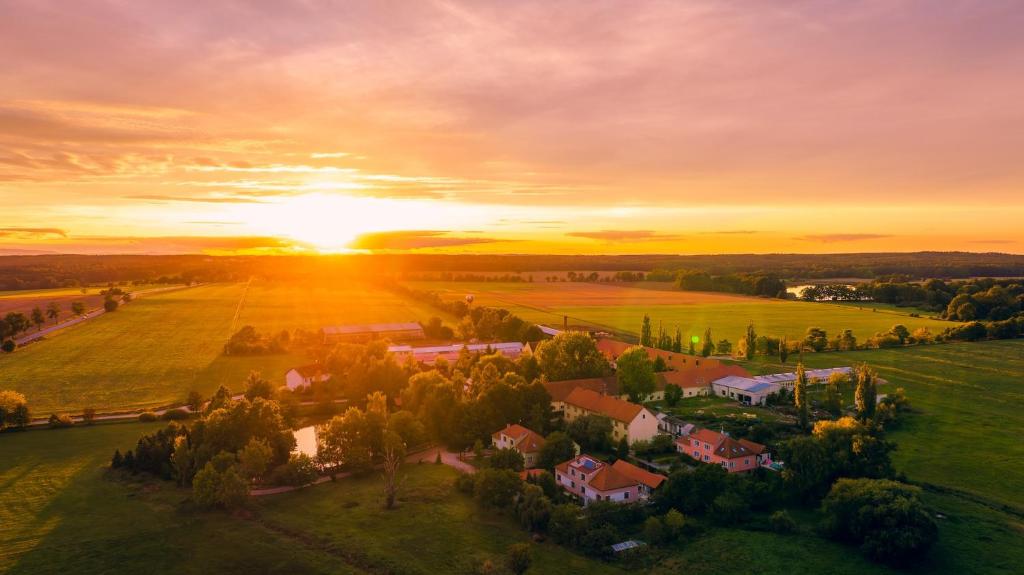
745, 339, 1024, 510
3, 423, 1022, 574
0, 282, 451, 415
407, 281, 955, 343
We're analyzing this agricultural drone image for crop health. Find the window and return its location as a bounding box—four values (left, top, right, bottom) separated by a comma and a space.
693, 450, 699, 457
744, 459, 749, 465
571, 481, 575, 488
704, 455, 710, 461
624, 492, 629, 499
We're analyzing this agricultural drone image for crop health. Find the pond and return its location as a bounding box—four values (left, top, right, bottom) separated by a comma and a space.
293, 425, 318, 458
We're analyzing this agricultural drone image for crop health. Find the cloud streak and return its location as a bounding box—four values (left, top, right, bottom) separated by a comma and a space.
348, 230, 502, 250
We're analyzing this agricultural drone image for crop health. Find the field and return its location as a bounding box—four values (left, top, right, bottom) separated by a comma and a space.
746, 339, 1024, 510
2, 422, 1022, 574
407, 281, 955, 343
0, 282, 452, 415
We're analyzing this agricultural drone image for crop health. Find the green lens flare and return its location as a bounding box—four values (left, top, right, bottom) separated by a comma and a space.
690, 335, 700, 344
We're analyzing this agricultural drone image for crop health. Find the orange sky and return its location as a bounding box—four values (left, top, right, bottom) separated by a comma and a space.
2, 1, 1023, 255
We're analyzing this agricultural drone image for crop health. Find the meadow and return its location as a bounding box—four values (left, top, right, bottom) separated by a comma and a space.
407, 281, 955, 344
0, 282, 451, 415
2, 422, 1021, 574
746, 339, 1024, 510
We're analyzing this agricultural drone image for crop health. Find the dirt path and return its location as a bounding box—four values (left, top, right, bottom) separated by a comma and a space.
228, 277, 253, 335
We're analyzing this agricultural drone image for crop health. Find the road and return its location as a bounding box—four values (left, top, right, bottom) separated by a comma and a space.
13, 284, 198, 347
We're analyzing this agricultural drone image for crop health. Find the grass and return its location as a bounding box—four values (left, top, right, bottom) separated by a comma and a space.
2, 423, 1022, 574
0, 282, 450, 415
647, 395, 784, 424
407, 280, 955, 343
745, 339, 1024, 510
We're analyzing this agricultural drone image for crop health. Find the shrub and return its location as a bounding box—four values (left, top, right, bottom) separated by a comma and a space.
1, 340, 16, 353
455, 472, 476, 494
579, 524, 618, 558
473, 468, 523, 508
267, 453, 320, 487
138, 411, 158, 422
161, 408, 190, 421
821, 478, 937, 566
489, 447, 525, 471
770, 510, 797, 534
505, 543, 532, 575
48, 413, 74, 428
82, 407, 97, 425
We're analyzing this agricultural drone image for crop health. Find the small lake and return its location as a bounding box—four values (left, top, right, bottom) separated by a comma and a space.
293, 425, 318, 458
786, 283, 857, 298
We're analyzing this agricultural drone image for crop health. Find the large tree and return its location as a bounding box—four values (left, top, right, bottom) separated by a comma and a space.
701, 327, 714, 357
743, 323, 757, 360
794, 363, 809, 429
854, 364, 877, 421
45, 301, 60, 324
533, 332, 610, 381
640, 314, 653, 347
616, 345, 656, 403
538, 431, 576, 470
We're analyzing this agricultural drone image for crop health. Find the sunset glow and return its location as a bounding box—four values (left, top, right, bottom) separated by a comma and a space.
2, 1, 1023, 255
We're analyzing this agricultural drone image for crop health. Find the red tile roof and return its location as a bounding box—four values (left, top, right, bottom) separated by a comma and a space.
544, 377, 614, 402
492, 424, 546, 454
682, 428, 766, 461
290, 364, 326, 378
563, 388, 645, 424
611, 459, 667, 490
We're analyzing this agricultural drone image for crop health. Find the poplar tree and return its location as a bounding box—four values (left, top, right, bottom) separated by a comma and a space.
701, 328, 715, 357
794, 363, 809, 429
855, 364, 877, 421
744, 323, 757, 360
640, 314, 653, 347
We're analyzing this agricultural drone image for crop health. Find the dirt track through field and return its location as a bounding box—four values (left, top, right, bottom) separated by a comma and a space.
228, 276, 253, 334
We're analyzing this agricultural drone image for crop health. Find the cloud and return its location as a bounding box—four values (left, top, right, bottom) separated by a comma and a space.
0, 227, 68, 238
348, 230, 502, 250
126, 194, 269, 204
967, 239, 1017, 244
698, 230, 760, 235
68, 235, 307, 254
794, 234, 893, 243
567, 230, 685, 242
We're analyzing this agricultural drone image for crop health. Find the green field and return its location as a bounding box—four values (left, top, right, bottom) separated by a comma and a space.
2, 422, 1022, 574
407, 281, 955, 343
746, 339, 1024, 510
0, 282, 451, 415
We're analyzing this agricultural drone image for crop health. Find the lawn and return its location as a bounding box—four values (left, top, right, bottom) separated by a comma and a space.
0, 282, 449, 415
744, 339, 1024, 511
406, 281, 955, 343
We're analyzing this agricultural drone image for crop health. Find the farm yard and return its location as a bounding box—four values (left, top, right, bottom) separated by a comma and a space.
745, 339, 1024, 511
407, 280, 956, 343
0, 282, 449, 415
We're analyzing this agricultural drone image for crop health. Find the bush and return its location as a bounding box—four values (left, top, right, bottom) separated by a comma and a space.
505, 543, 532, 575
103, 298, 119, 312
48, 413, 74, 428
1, 340, 15, 353
489, 447, 525, 471
578, 524, 618, 558
267, 453, 320, 487
821, 478, 937, 566
455, 472, 476, 494
138, 411, 158, 422
161, 408, 189, 421
473, 468, 523, 508
770, 510, 797, 534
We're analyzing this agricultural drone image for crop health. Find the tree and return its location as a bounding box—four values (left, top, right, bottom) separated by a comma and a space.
854, 364, 877, 421
664, 383, 683, 407
186, 390, 204, 413
381, 430, 406, 509
616, 345, 656, 402
770, 510, 796, 534
643, 515, 666, 545
1, 340, 13, 353
838, 329, 858, 351
743, 324, 757, 359
0, 390, 31, 430
103, 298, 119, 312
243, 371, 276, 401
824, 373, 843, 416
71, 301, 86, 316
192, 454, 249, 509
515, 484, 552, 531
701, 328, 714, 357
538, 431, 576, 470
717, 339, 732, 355
505, 543, 532, 575
672, 326, 682, 353
317, 407, 376, 474
640, 314, 653, 347
821, 478, 937, 566
794, 363, 809, 429
46, 301, 60, 324
238, 438, 274, 483
31, 307, 45, 331
779, 336, 789, 364
615, 436, 629, 460
205, 385, 234, 414
533, 332, 610, 381
890, 324, 910, 344
473, 468, 523, 508
490, 447, 525, 471
566, 414, 613, 452
83, 407, 96, 425
804, 327, 828, 352
663, 508, 686, 541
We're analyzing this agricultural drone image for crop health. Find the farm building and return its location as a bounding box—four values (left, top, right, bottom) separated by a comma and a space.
544, 363, 747, 405
711, 366, 858, 405
562, 388, 659, 444
676, 428, 771, 473
656, 413, 694, 437
284, 364, 331, 391
555, 454, 642, 506
491, 423, 547, 468
388, 341, 525, 365
595, 337, 721, 372
321, 322, 424, 343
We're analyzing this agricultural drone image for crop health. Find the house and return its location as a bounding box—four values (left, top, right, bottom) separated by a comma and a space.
555, 454, 641, 505
389, 341, 525, 365
656, 413, 694, 437
562, 388, 659, 444
284, 365, 331, 391
321, 322, 425, 343
595, 337, 723, 372
676, 428, 771, 473
543, 377, 615, 413
610, 459, 667, 499
491, 424, 546, 468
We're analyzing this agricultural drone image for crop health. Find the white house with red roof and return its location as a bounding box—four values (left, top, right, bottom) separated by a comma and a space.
491, 424, 547, 468
284, 364, 331, 391
555, 454, 642, 505
562, 388, 659, 445
676, 428, 771, 473
610, 459, 667, 499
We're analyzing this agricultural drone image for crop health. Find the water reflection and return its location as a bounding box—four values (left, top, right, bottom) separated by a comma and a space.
293, 425, 318, 458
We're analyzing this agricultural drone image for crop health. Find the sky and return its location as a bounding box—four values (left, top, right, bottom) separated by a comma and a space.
2, 0, 1023, 255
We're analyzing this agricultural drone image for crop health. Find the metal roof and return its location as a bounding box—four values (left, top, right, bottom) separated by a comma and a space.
322, 322, 422, 335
